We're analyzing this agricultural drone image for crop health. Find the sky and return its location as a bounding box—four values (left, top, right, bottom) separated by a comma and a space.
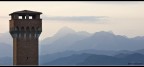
0, 1, 144, 40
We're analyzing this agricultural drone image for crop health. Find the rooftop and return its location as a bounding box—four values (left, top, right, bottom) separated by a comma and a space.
9, 10, 42, 15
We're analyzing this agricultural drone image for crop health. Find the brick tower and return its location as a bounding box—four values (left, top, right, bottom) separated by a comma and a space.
9, 10, 42, 65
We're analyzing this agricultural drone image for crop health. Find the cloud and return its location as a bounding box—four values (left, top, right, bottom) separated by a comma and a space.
0, 15, 108, 23
42, 15, 108, 23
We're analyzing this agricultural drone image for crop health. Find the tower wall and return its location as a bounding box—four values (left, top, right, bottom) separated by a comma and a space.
9, 10, 42, 65
10, 19, 41, 65
13, 37, 38, 65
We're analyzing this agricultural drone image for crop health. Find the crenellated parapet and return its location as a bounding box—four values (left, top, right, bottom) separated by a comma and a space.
9, 10, 42, 39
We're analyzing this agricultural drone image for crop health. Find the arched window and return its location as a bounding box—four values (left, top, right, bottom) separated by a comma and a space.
21, 26, 24, 31
14, 26, 19, 38
15, 26, 19, 31
37, 27, 41, 31
26, 27, 30, 38
31, 27, 35, 31
20, 27, 24, 38
26, 27, 30, 31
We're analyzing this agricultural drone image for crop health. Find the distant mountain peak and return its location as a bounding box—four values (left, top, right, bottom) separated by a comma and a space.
58, 26, 75, 33
57, 27, 76, 34
95, 31, 114, 34
53, 27, 76, 38
77, 31, 91, 36
92, 31, 115, 38
78, 31, 90, 34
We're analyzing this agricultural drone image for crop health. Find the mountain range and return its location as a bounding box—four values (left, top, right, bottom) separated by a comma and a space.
42, 53, 144, 65
40, 27, 144, 55
1, 27, 144, 65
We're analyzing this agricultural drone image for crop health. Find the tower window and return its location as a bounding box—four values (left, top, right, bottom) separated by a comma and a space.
21, 27, 24, 31
18, 16, 22, 19
32, 27, 35, 31
26, 27, 30, 31
27, 57, 29, 60
29, 16, 33, 19
16, 26, 19, 31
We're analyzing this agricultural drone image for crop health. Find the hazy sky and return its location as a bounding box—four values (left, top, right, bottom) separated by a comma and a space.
0, 1, 144, 40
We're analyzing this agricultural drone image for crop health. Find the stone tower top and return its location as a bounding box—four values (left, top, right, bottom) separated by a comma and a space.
9, 10, 42, 19
9, 10, 42, 15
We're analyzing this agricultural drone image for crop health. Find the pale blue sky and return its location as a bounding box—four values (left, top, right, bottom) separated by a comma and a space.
0, 1, 144, 40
